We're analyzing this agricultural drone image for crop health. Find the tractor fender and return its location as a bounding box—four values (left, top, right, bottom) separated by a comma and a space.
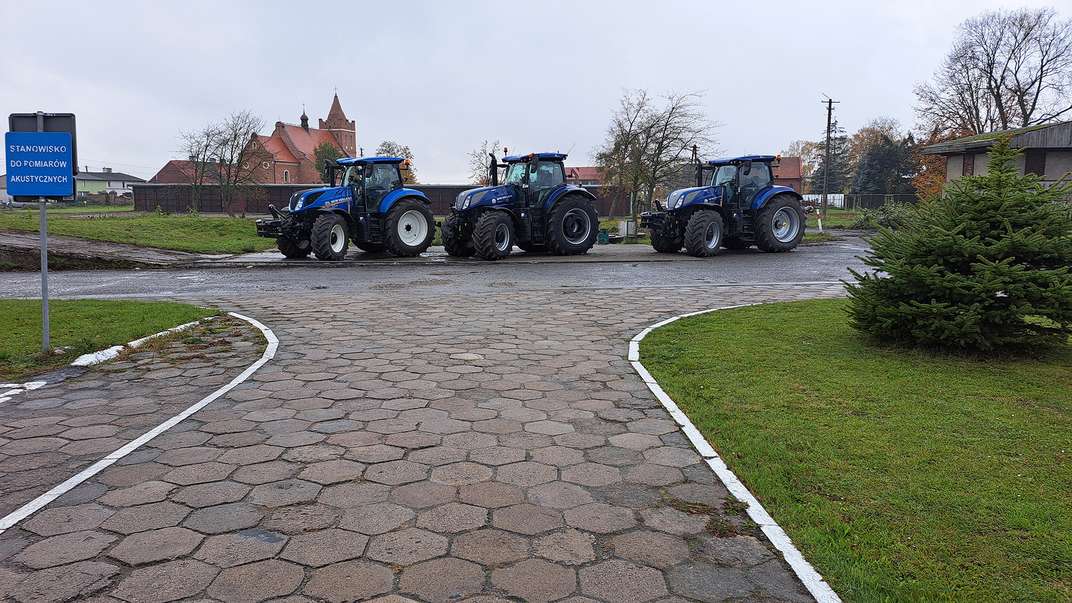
751, 186, 802, 210
377, 188, 430, 214
543, 185, 596, 210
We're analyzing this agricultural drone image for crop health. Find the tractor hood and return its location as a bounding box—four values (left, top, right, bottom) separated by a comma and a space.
289, 186, 352, 212
666, 185, 721, 210
455, 184, 514, 211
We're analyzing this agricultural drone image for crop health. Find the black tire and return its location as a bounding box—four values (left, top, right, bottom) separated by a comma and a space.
355, 241, 384, 253
683, 210, 724, 257
755, 195, 806, 252
722, 236, 751, 250
311, 213, 350, 261
442, 214, 473, 257
547, 195, 598, 255
472, 211, 514, 261
384, 199, 435, 257
277, 236, 311, 259
650, 226, 681, 253
517, 242, 546, 253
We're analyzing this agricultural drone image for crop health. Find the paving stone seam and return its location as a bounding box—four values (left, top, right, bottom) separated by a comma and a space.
630, 300, 843, 603
0, 311, 278, 534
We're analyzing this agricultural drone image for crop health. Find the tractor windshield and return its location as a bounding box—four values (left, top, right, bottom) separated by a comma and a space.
343, 166, 364, 187
503, 162, 527, 185
710, 165, 737, 187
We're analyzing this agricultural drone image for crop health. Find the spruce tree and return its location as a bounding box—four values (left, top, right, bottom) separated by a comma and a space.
845, 138, 1072, 352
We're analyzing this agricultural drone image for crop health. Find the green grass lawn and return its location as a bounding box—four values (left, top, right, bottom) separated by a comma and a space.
0, 299, 217, 381
0, 209, 275, 254
809, 208, 860, 229
47, 203, 135, 214
641, 299, 1071, 602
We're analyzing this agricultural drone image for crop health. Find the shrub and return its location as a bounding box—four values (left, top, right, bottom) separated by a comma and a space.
845, 138, 1072, 352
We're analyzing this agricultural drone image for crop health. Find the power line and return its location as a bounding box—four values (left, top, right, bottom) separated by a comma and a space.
820, 95, 840, 224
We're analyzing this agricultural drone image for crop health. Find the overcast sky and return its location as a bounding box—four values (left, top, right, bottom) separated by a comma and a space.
1, 0, 1060, 182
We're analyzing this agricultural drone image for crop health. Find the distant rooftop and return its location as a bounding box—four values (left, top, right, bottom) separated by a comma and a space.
923, 121, 1072, 155
76, 169, 145, 182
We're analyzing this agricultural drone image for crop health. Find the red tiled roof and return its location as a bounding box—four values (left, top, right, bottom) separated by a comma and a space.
566, 166, 603, 181
149, 160, 220, 184
257, 134, 297, 164
278, 124, 341, 161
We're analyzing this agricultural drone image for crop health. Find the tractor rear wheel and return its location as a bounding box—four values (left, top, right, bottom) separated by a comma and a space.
650, 226, 682, 253
722, 236, 751, 250
442, 214, 473, 257
277, 236, 311, 259
311, 213, 350, 261
384, 200, 435, 257
683, 210, 724, 257
755, 195, 805, 252
472, 211, 514, 261
355, 242, 384, 253
547, 195, 598, 255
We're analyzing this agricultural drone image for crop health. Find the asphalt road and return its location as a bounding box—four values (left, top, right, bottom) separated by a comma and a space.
0, 236, 869, 300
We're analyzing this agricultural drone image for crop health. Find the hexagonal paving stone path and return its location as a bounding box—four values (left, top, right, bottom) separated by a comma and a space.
0, 283, 839, 602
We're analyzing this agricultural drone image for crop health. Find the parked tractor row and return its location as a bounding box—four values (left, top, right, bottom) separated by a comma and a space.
254, 151, 805, 261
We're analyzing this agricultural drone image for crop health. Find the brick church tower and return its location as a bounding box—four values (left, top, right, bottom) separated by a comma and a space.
319, 93, 357, 156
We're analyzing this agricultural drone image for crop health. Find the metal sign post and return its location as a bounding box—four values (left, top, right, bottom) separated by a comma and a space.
6, 112, 77, 353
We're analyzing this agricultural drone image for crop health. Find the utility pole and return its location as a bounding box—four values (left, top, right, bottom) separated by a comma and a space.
820, 96, 840, 225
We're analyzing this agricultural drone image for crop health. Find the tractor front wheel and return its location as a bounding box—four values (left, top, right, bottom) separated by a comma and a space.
277, 236, 311, 259
755, 195, 805, 252
385, 200, 435, 257
650, 226, 682, 253
547, 195, 598, 255
683, 210, 724, 257
472, 211, 514, 261
311, 213, 350, 261
442, 214, 474, 257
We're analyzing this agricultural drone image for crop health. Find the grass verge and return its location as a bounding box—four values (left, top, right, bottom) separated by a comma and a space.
641, 299, 1071, 602
0, 209, 275, 254
0, 299, 216, 381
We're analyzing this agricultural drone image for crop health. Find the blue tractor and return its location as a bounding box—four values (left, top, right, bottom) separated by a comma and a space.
640, 155, 806, 256
255, 156, 435, 261
441, 152, 599, 260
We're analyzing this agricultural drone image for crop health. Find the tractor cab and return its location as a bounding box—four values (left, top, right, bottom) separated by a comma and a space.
694, 155, 776, 211
327, 157, 411, 216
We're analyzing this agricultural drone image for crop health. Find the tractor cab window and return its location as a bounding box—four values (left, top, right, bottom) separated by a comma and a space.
504, 162, 527, 185
343, 166, 364, 187
366, 163, 401, 191
740, 163, 771, 189
710, 165, 737, 187
530, 161, 564, 189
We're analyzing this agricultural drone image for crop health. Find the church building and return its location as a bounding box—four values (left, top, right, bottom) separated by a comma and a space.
149, 93, 357, 186
249, 93, 357, 184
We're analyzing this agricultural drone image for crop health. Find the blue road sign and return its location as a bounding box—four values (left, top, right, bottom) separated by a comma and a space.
5, 131, 74, 197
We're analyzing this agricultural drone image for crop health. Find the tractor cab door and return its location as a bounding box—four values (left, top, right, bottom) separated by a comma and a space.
737, 161, 771, 208
363, 163, 402, 215
525, 160, 565, 207
711, 165, 738, 208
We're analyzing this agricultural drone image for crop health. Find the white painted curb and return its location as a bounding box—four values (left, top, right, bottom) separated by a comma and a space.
0, 311, 278, 534
630, 304, 842, 603
71, 317, 208, 367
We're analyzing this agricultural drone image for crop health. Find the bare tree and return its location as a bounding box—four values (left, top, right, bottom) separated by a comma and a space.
179, 123, 222, 212
916, 7, 1072, 135
596, 90, 653, 218
596, 89, 715, 225
214, 110, 267, 217
467, 140, 502, 185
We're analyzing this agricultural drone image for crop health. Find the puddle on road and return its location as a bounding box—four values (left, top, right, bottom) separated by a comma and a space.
370, 279, 454, 290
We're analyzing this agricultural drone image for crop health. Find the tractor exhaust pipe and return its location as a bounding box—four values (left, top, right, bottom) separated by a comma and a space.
489, 153, 499, 186
693, 144, 702, 187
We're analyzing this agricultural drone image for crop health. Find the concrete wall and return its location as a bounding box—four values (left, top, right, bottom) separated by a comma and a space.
1046, 150, 1072, 181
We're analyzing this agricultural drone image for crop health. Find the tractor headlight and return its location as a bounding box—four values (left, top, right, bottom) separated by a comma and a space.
668, 192, 682, 209
294, 197, 304, 211
461, 195, 472, 210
